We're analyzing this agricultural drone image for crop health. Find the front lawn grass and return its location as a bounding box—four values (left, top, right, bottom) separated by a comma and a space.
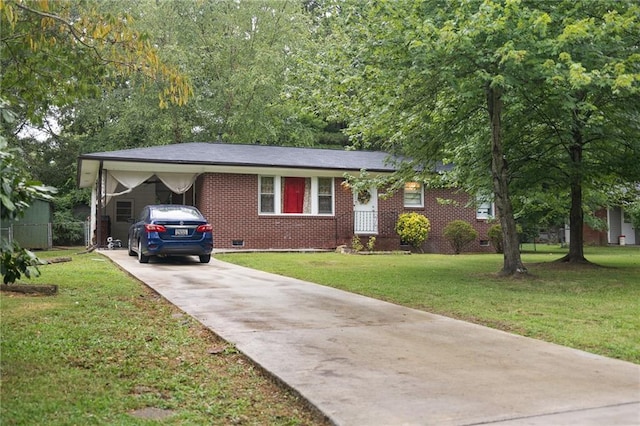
1, 248, 329, 425
217, 245, 640, 364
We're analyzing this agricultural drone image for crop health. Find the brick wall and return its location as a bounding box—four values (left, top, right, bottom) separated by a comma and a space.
377, 188, 494, 254
196, 172, 494, 253
197, 173, 351, 249
583, 209, 608, 246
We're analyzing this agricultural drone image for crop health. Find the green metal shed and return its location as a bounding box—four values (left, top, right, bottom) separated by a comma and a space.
0, 199, 52, 250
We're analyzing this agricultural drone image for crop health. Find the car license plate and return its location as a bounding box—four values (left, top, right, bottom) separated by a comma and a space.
175, 228, 188, 236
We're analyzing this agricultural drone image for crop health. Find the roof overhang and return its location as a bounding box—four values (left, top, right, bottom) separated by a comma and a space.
77, 157, 393, 189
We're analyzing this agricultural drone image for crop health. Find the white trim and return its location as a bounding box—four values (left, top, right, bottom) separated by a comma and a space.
353, 186, 378, 235
79, 159, 391, 189
403, 182, 424, 208
607, 208, 612, 244
90, 186, 97, 245
317, 177, 334, 215
476, 201, 494, 220
259, 175, 278, 214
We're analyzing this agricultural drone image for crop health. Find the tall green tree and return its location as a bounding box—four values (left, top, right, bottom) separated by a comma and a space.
297, 0, 639, 273
130, 0, 316, 145
58, 0, 324, 158
1, 0, 191, 123
300, 1, 540, 275
512, 0, 640, 262
1, 0, 194, 193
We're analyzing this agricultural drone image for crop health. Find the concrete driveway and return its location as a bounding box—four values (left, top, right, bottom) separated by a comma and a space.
100, 250, 640, 426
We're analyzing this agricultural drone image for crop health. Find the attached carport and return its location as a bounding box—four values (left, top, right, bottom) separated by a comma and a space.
78, 156, 203, 247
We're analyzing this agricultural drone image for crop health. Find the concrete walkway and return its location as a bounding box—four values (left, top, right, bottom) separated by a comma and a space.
100, 250, 640, 426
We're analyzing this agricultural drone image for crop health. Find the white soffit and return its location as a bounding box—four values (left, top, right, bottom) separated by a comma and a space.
78, 159, 388, 188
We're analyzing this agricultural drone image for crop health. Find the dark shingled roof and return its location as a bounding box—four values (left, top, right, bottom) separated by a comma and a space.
79, 142, 400, 172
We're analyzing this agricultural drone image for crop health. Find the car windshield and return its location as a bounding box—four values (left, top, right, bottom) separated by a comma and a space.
150, 206, 203, 221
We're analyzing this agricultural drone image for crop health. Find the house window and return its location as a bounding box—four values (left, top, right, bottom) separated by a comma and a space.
404, 182, 423, 207
259, 176, 333, 215
115, 200, 133, 222
260, 176, 275, 213
476, 201, 494, 220
318, 178, 333, 214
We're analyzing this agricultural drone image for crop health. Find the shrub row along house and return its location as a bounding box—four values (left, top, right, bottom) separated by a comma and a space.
77, 142, 495, 253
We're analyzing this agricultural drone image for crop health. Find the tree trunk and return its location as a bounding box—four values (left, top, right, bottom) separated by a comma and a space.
486, 85, 527, 276
557, 125, 588, 263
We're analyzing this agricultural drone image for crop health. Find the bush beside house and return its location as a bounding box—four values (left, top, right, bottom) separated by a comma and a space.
443, 220, 479, 254
488, 223, 524, 253
395, 212, 431, 252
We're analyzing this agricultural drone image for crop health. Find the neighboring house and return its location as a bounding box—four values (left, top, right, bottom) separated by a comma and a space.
571, 207, 638, 246
0, 199, 52, 250
77, 142, 494, 253
607, 206, 638, 245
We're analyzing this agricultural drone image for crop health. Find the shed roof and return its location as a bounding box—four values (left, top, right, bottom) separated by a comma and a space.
78, 142, 402, 188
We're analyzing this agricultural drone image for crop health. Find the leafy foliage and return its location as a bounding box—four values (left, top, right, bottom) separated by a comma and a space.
0, 136, 55, 284
0, 144, 55, 221
351, 235, 364, 252
395, 213, 431, 250
52, 209, 86, 246
297, 0, 640, 269
77, 0, 317, 146
488, 224, 523, 254
0, 241, 41, 284
624, 200, 640, 230
366, 236, 376, 252
443, 220, 479, 255
0, 0, 192, 123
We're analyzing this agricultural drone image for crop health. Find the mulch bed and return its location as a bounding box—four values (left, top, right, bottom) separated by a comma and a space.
1, 284, 58, 295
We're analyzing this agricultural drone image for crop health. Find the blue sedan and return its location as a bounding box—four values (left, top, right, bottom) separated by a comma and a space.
128, 205, 213, 263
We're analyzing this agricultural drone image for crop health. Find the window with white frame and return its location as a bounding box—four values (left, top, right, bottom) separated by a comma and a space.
259, 176, 334, 215
260, 176, 276, 213
317, 177, 333, 214
404, 182, 424, 207
476, 200, 494, 220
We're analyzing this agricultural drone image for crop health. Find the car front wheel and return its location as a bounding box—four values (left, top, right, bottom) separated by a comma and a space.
138, 240, 150, 264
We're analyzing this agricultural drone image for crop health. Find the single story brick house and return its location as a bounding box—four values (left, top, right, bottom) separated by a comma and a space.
77, 142, 495, 253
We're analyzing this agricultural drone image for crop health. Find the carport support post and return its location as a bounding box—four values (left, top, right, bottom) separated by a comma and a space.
96, 162, 103, 248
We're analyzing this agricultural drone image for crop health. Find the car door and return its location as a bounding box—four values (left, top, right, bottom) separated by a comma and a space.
130, 206, 147, 247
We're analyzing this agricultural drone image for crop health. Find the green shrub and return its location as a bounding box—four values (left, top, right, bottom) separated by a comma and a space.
488, 224, 504, 253
488, 223, 523, 253
351, 235, 364, 252
52, 210, 86, 246
0, 240, 41, 284
395, 213, 431, 251
443, 220, 478, 254
366, 236, 376, 251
